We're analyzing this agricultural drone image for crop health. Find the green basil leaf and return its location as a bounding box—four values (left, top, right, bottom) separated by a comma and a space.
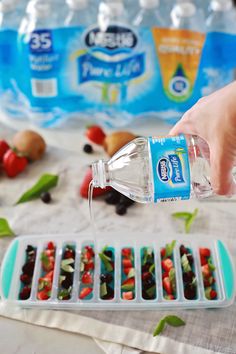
121, 284, 134, 291
153, 319, 166, 336
0, 218, 15, 238
185, 208, 198, 233
208, 258, 216, 272
16, 174, 59, 204
172, 212, 192, 220
149, 263, 155, 275
99, 253, 113, 272
165, 240, 176, 258
165, 315, 186, 327
146, 285, 156, 298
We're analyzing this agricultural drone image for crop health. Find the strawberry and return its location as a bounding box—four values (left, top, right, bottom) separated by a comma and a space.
45, 249, 55, 257
162, 271, 169, 280
41, 253, 55, 272
123, 267, 132, 275
122, 248, 132, 258
199, 248, 211, 258
0, 140, 10, 161
43, 279, 52, 291
200, 255, 208, 266
3, 149, 28, 178
37, 290, 50, 300
122, 259, 132, 268
122, 277, 135, 287
163, 277, 173, 295
85, 246, 95, 258
47, 242, 55, 250
64, 249, 74, 259
82, 271, 93, 284
84, 260, 94, 271
204, 276, 214, 287
160, 248, 166, 258
80, 168, 111, 199
122, 291, 133, 300
86, 125, 106, 145
205, 287, 217, 300
201, 264, 211, 278
210, 289, 217, 300
79, 287, 93, 299
161, 259, 173, 273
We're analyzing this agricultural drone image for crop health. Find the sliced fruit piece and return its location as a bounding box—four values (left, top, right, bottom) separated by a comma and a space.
79, 287, 93, 300
200, 254, 208, 266
123, 267, 132, 276
181, 254, 191, 273
122, 259, 132, 268
163, 277, 173, 295
82, 271, 93, 284
3, 149, 28, 178
0, 140, 10, 161
205, 287, 217, 300
199, 248, 211, 258
161, 258, 173, 273
164, 294, 175, 300
121, 277, 135, 291
201, 264, 211, 279
86, 125, 106, 145
122, 248, 132, 258
38, 290, 50, 301
80, 168, 111, 199
160, 248, 166, 258
122, 291, 133, 300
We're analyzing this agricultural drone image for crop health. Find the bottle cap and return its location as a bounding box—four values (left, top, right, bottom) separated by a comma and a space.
171, 2, 196, 18
26, 0, 51, 18
210, 0, 233, 11
139, 0, 159, 9
66, 0, 88, 10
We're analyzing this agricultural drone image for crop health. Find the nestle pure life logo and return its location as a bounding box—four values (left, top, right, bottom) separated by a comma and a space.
157, 154, 185, 185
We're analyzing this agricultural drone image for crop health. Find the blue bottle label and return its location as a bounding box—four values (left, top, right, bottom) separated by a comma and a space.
149, 135, 191, 202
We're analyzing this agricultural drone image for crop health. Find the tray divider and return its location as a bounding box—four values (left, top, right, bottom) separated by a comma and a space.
30, 243, 44, 301
174, 242, 184, 301
51, 240, 63, 301
191, 243, 204, 301
155, 244, 163, 303
71, 241, 81, 302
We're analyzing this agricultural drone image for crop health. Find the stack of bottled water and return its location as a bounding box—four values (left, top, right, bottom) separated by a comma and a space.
0, 0, 236, 128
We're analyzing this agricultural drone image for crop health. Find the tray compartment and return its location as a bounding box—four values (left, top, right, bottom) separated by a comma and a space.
78, 243, 95, 301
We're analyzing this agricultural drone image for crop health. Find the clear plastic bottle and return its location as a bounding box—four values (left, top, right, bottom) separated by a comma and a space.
65, 0, 95, 26
170, 1, 205, 30
133, 0, 165, 27
202, 0, 236, 94
92, 134, 235, 203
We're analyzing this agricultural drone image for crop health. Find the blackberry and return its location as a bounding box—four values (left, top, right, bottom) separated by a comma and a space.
105, 190, 121, 205
83, 144, 93, 154
40, 192, 51, 204
100, 273, 113, 284
115, 203, 127, 216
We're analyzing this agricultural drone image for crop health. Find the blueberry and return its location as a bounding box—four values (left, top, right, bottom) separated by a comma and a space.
115, 203, 127, 216
105, 190, 121, 205
102, 285, 114, 300
183, 271, 195, 284
83, 144, 93, 154
100, 273, 113, 284
184, 284, 196, 300
143, 278, 155, 290
26, 245, 34, 254
187, 254, 194, 265
22, 261, 35, 277
119, 195, 135, 208
180, 245, 188, 256
104, 250, 113, 259
40, 192, 51, 204
61, 277, 73, 289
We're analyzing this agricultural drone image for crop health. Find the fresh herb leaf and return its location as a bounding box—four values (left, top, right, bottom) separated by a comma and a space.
146, 285, 156, 298
121, 283, 134, 291
208, 258, 216, 272
153, 319, 166, 336
181, 254, 191, 273
153, 315, 185, 336
165, 315, 186, 327
99, 253, 113, 272
149, 263, 155, 275
41, 253, 49, 267
165, 240, 176, 258
100, 282, 107, 297
16, 174, 59, 204
172, 208, 198, 234
169, 268, 176, 294
0, 218, 15, 237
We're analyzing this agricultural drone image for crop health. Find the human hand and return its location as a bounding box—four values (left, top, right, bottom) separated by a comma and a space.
170, 82, 236, 196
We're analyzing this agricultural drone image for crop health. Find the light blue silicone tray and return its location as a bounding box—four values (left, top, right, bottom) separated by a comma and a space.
0, 233, 235, 310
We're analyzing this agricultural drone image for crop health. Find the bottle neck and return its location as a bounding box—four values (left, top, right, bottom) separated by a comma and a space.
92, 160, 110, 189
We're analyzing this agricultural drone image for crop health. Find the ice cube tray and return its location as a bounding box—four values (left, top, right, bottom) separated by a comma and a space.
0, 233, 235, 310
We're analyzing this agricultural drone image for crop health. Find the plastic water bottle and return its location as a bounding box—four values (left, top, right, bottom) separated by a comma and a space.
170, 1, 205, 30
202, 0, 236, 94
65, 0, 95, 26
91, 134, 236, 202
133, 0, 165, 27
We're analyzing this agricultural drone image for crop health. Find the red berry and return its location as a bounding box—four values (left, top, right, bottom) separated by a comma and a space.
37, 290, 50, 301
122, 277, 135, 287
20, 273, 31, 285
122, 248, 132, 258
79, 287, 93, 299
64, 249, 74, 259
80, 168, 111, 199
210, 290, 217, 299
19, 286, 31, 300
162, 271, 169, 280
44, 271, 54, 281
160, 248, 166, 258
3, 149, 28, 178
84, 261, 94, 271
123, 267, 132, 275
81, 272, 93, 284
200, 255, 208, 266
0, 140, 10, 161
47, 241, 55, 250
199, 248, 211, 258
163, 277, 173, 295
86, 125, 106, 145
161, 259, 173, 273
85, 246, 95, 258
122, 259, 132, 268
201, 264, 211, 278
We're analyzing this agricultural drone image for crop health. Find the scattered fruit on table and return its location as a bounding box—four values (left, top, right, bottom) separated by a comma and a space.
3, 149, 28, 178
141, 247, 156, 300
99, 246, 115, 300
103, 131, 136, 157
58, 244, 75, 300
19, 245, 37, 300
161, 241, 177, 300
121, 248, 135, 300
79, 245, 95, 300
172, 209, 199, 234
40, 191, 52, 204
80, 168, 111, 199
12, 130, 46, 161
86, 125, 106, 146
37, 242, 56, 300
16, 174, 59, 204
105, 189, 135, 216
83, 143, 93, 154
180, 244, 197, 300
199, 247, 217, 300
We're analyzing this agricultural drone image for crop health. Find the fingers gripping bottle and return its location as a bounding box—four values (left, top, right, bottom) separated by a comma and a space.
92, 135, 235, 203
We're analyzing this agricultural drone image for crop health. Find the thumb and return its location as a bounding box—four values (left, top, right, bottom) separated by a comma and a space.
210, 146, 236, 196
169, 112, 199, 136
